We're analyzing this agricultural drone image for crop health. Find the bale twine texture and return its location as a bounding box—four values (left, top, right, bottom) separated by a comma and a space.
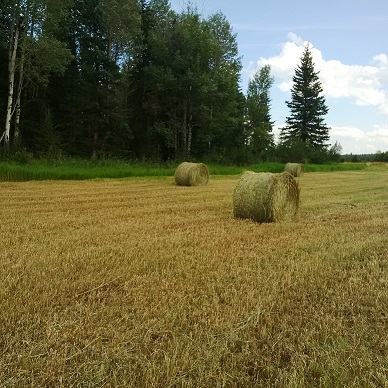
174, 162, 209, 186
284, 162, 304, 177
233, 171, 300, 223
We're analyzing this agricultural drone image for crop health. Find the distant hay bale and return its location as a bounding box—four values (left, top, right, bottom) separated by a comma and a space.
366, 162, 372, 167
174, 162, 209, 186
284, 162, 304, 177
233, 171, 300, 223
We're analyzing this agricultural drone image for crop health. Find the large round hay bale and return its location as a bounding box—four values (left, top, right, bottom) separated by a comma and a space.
233, 171, 300, 223
284, 162, 304, 177
174, 162, 209, 186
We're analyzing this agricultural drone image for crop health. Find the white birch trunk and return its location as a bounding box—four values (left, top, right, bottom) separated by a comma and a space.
3, 5, 20, 146
14, 27, 27, 141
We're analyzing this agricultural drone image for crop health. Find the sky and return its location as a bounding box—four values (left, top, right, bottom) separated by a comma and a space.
169, 0, 388, 154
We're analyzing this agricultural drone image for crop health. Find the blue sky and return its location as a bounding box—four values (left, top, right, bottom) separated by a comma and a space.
169, 0, 388, 154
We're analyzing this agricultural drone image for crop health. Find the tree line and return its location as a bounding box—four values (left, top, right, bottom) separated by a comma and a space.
1, 0, 338, 164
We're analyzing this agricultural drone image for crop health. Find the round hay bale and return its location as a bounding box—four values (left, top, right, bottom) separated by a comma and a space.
284, 162, 304, 177
174, 162, 209, 186
233, 171, 300, 223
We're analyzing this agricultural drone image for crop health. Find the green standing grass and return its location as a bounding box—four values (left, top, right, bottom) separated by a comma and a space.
0, 160, 177, 181
0, 159, 367, 181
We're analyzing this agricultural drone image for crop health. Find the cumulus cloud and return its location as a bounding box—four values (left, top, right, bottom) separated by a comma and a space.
330, 125, 388, 154
330, 126, 366, 139
247, 33, 388, 153
273, 124, 388, 154
365, 124, 388, 150
373, 54, 388, 66
254, 33, 388, 115
287, 32, 305, 46
272, 123, 388, 154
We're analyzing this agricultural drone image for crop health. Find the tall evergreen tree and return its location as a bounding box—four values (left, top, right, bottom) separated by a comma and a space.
280, 44, 330, 149
1, 0, 244, 161
47, 0, 139, 158
126, 4, 243, 162
201, 11, 244, 162
245, 64, 274, 159
126, 0, 167, 159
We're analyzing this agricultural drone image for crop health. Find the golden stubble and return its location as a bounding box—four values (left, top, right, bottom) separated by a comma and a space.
0, 167, 387, 387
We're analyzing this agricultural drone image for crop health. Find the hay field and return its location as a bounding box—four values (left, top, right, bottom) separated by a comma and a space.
0, 167, 387, 387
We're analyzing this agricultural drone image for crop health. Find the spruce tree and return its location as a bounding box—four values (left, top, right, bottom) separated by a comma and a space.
281, 44, 330, 149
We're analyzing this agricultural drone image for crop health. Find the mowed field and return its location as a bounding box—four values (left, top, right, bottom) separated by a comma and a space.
0, 166, 387, 387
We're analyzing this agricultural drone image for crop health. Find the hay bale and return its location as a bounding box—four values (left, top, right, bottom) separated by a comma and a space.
233, 171, 300, 223
174, 162, 209, 186
284, 162, 304, 177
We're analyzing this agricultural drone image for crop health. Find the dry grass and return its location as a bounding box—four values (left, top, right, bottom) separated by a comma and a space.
174, 162, 209, 186
0, 167, 387, 387
285, 163, 304, 177
233, 171, 300, 223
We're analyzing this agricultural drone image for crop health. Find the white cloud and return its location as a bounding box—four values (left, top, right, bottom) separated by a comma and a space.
254, 33, 388, 116
247, 33, 388, 153
373, 54, 388, 66
287, 32, 305, 47
367, 125, 388, 150
330, 125, 388, 154
272, 123, 388, 154
330, 125, 366, 139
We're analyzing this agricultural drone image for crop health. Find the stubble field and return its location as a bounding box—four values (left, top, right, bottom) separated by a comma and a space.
0, 166, 387, 387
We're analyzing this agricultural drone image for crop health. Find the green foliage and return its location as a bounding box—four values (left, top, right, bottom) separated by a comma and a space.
0, 158, 367, 181
276, 138, 331, 164
126, 4, 244, 161
245, 64, 275, 159
32, 109, 62, 157
328, 141, 343, 162
28, 35, 73, 86
375, 151, 388, 162
304, 163, 366, 172
2, 1, 352, 165
9, 149, 34, 164
0, 0, 73, 150
0, 159, 175, 181
281, 44, 331, 150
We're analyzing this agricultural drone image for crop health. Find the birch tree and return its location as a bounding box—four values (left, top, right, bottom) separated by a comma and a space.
1, 0, 21, 146
0, 0, 72, 148
245, 64, 275, 159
